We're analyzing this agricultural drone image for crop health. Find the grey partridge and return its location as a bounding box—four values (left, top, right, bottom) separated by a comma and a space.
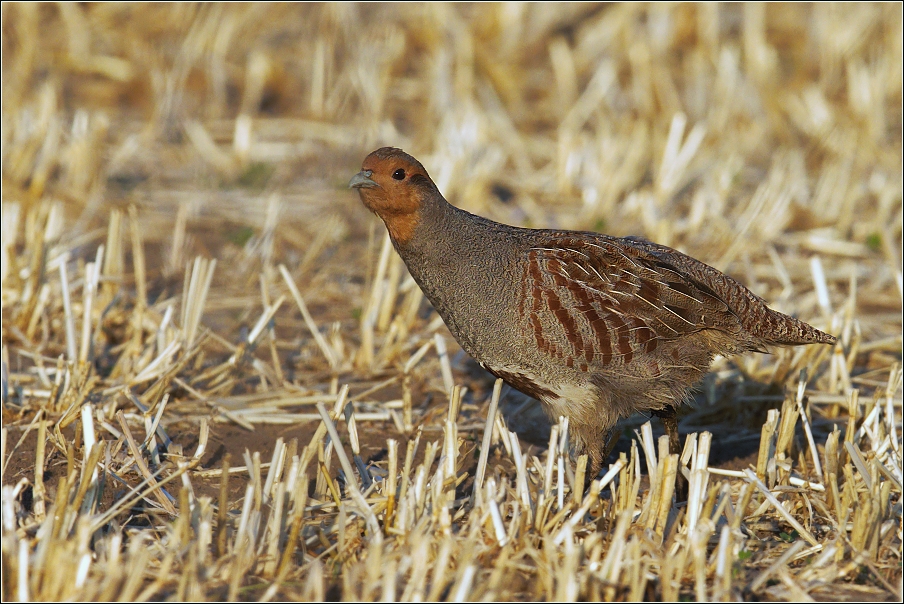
350, 147, 836, 479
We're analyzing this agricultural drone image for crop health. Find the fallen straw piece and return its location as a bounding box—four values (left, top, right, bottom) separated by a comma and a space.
707, 467, 825, 492
743, 469, 820, 547
598, 458, 626, 493
749, 539, 807, 593
316, 401, 365, 496
280, 264, 338, 368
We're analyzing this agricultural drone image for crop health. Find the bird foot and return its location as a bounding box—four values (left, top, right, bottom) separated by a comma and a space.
652, 405, 688, 503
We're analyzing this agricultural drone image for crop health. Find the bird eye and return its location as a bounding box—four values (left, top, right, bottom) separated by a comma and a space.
392, 169, 406, 180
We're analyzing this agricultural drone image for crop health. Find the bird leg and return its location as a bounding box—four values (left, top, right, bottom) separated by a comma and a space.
601, 429, 621, 465
587, 429, 621, 481
652, 405, 688, 502
653, 406, 681, 456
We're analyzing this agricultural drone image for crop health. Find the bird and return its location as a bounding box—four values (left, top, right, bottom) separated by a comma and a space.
349, 147, 836, 482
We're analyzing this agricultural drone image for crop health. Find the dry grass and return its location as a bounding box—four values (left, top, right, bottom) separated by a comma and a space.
2, 3, 902, 601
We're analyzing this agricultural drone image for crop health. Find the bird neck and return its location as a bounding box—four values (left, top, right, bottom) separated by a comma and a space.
387, 193, 493, 295
385, 190, 455, 254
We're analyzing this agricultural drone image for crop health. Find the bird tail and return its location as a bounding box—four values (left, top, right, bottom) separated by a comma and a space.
759, 309, 836, 346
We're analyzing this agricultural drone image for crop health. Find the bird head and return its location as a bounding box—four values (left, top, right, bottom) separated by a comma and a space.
349, 147, 438, 244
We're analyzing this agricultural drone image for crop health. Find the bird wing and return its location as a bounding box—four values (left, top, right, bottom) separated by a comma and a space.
522, 234, 746, 368
619, 236, 835, 346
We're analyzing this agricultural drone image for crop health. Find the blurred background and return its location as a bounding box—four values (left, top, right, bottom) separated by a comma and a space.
4, 3, 900, 238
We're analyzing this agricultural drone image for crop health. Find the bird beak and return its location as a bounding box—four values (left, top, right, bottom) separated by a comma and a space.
349, 170, 378, 189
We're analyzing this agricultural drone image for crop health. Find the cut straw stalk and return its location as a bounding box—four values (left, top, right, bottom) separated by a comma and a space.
58, 260, 77, 364
78, 252, 101, 364
434, 333, 455, 397
796, 370, 824, 482
181, 257, 216, 348
279, 264, 337, 369
638, 421, 658, 484
128, 205, 147, 307
843, 441, 873, 490
757, 408, 780, 482
18, 538, 28, 601
78, 404, 98, 512
685, 431, 712, 533
33, 414, 47, 520
487, 489, 508, 545
245, 294, 285, 348
552, 479, 601, 545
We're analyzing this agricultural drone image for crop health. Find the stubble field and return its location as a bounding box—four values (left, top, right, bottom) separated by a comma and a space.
2, 4, 902, 601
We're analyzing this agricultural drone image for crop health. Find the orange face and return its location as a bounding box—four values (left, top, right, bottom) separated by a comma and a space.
350, 147, 437, 243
